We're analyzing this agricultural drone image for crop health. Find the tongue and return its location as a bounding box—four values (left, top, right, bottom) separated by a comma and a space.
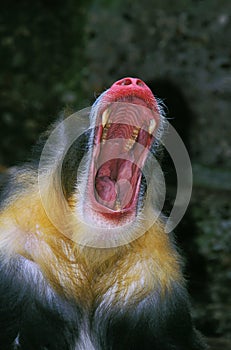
95, 159, 135, 210
95, 176, 117, 203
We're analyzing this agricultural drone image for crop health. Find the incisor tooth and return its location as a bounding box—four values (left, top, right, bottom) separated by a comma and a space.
132, 127, 139, 139
102, 108, 110, 128
125, 127, 140, 151
149, 119, 156, 134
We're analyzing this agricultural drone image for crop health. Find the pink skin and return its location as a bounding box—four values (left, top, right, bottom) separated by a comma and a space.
102, 77, 159, 111
83, 77, 160, 225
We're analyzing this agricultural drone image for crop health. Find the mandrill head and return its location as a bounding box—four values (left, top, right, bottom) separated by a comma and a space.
74, 77, 166, 246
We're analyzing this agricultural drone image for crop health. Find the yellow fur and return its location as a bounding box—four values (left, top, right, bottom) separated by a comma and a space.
0, 183, 182, 308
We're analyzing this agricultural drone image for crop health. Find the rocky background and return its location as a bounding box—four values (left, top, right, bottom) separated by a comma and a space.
0, 0, 230, 346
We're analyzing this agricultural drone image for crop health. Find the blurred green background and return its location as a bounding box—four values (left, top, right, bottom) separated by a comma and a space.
0, 0, 230, 346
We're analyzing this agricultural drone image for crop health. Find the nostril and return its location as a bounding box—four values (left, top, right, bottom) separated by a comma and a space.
117, 78, 132, 86
136, 79, 145, 87
115, 77, 146, 88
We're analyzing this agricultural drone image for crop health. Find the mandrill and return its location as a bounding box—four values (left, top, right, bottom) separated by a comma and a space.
0, 77, 207, 349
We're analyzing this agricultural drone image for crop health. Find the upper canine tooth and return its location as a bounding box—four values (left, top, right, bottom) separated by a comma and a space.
149, 119, 156, 134
102, 108, 110, 128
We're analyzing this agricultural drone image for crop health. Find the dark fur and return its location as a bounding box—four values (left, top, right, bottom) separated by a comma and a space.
0, 255, 207, 349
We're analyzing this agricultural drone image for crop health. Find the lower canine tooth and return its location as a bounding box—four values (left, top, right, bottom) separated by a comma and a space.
115, 199, 121, 211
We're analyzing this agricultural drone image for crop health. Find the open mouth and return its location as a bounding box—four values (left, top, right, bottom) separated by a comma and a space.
84, 95, 160, 223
